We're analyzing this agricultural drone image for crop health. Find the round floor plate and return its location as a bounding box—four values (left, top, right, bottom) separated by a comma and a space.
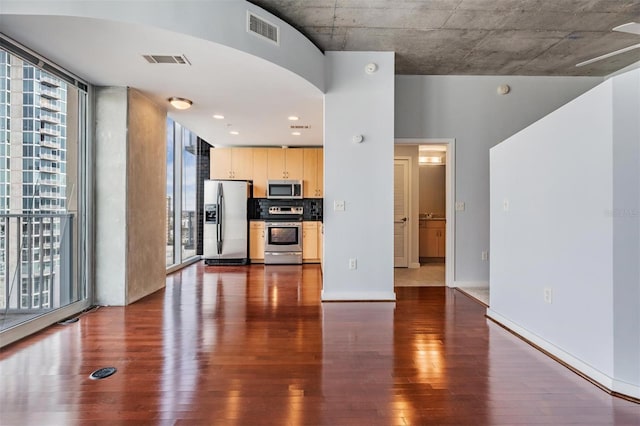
89, 367, 117, 380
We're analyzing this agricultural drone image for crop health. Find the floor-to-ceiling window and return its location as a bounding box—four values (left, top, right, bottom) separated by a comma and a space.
166, 118, 199, 270
0, 38, 90, 345
166, 119, 174, 267
181, 126, 197, 260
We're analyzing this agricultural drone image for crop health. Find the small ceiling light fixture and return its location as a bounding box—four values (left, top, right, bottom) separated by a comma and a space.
365, 63, 378, 74
288, 116, 299, 121
352, 134, 364, 144
291, 131, 301, 136
168, 97, 192, 110
497, 84, 511, 95
229, 130, 239, 135
213, 114, 225, 119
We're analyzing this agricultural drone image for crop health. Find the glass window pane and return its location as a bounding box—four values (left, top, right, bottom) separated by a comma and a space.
181, 127, 196, 261
1, 46, 87, 332
166, 118, 174, 267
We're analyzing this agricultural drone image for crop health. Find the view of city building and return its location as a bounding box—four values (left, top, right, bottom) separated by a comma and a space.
166, 118, 198, 266
0, 49, 68, 314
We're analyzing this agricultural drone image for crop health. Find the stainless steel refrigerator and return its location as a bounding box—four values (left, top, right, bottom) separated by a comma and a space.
203, 180, 251, 265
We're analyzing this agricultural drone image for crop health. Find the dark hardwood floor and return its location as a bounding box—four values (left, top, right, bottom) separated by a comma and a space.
1, 263, 638, 425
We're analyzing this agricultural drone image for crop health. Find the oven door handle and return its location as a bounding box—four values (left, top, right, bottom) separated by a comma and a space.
268, 252, 303, 255
216, 182, 224, 255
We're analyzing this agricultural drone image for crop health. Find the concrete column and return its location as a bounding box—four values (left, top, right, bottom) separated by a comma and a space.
95, 87, 166, 305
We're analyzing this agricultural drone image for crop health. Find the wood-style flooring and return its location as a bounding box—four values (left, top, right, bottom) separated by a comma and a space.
1, 263, 638, 425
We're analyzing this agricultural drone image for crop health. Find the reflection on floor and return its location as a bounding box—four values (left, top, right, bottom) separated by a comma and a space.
2, 263, 638, 425
457, 286, 490, 306
394, 263, 444, 287
394, 263, 490, 307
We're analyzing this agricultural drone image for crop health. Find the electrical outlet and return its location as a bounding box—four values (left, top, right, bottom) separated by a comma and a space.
455, 201, 465, 211
334, 200, 345, 211
544, 288, 553, 304
481, 251, 488, 261
349, 258, 357, 270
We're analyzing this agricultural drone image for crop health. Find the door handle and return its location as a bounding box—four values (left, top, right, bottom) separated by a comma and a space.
394, 217, 408, 224
216, 182, 224, 255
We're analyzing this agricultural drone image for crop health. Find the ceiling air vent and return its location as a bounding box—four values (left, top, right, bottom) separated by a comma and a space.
247, 11, 280, 45
290, 125, 310, 129
142, 54, 191, 65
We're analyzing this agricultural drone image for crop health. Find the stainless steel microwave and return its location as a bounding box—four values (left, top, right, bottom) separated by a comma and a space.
267, 180, 303, 199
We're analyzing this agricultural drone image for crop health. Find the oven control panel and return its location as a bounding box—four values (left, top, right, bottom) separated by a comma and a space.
268, 206, 303, 215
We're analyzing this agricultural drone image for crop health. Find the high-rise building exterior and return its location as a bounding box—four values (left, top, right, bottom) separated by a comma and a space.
0, 49, 67, 311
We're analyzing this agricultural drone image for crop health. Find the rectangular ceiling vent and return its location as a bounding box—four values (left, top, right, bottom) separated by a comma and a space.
142, 54, 191, 65
290, 125, 310, 129
247, 11, 280, 46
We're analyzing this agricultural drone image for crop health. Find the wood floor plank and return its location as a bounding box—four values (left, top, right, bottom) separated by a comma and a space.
1, 263, 638, 425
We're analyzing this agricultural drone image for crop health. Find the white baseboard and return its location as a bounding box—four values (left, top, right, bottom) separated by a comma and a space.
451, 280, 489, 288
409, 262, 421, 269
613, 378, 640, 400
487, 309, 640, 400
321, 290, 396, 301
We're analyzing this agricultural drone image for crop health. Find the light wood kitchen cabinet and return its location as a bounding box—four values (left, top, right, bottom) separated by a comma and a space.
303, 221, 322, 263
249, 221, 265, 262
210, 147, 253, 180
303, 148, 323, 198
252, 148, 269, 198
419, 220, 445, 258
267, 148, 303, 180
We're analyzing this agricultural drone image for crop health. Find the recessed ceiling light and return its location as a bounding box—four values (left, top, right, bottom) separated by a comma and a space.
288, 116, 299, 121
168, 97, 192, 110
229, 131, 239, 135
213, 114, 224, 119
291, 131, 301, 136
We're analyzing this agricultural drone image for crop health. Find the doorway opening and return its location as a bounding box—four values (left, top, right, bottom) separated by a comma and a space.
393, 139, 455, 288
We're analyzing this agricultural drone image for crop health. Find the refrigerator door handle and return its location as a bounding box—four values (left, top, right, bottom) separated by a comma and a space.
217, 182, 224, 255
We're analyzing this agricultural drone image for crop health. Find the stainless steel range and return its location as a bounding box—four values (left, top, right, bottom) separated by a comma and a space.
264, 205, 303, 265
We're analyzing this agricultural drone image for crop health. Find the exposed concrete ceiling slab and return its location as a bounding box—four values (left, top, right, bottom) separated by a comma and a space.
250, 0, 640, 75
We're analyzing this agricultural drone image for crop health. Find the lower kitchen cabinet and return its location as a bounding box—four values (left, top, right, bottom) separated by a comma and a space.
251, 220, 322, 264
303, 221, 322, 263
249, 221, 264, 262
419, 220, 446, 258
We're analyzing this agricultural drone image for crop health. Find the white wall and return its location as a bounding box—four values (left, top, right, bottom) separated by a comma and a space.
611, 70, 640, 395
2, 0, 325, 92
323, 52, 395, 300
489, 69, 640, 399
395, 75, 602, 285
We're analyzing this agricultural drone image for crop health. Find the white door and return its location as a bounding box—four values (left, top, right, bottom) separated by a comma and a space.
394, 158, 410, 267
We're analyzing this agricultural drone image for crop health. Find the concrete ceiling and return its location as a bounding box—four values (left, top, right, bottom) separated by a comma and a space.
2, 1, 639, 148
250, 0, 640, 76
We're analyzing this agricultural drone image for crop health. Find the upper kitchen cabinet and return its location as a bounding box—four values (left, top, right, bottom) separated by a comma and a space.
303, 148, 323, 198
267, 148, 303, 180
210, 147, 253, 180
252, 148, 269, 198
